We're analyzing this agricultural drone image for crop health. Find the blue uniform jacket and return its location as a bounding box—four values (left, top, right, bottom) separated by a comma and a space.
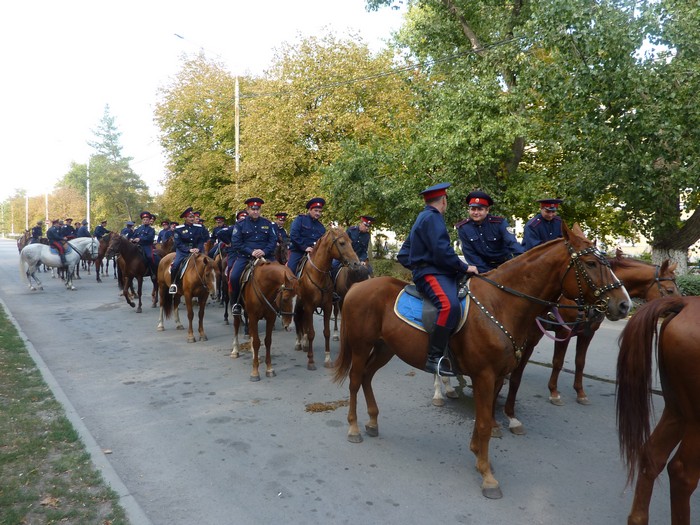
31, 225, 42, 240
47, 225, 64, 243
93, 225, 110, 239
132, 224, 156, 246
61, 225, 76, 239
157, 228, 173, 243
347, 226, 370, 261
397, 205, 469, 280
457, 215, 524, 273
76, 225, 91, 237
173, 224, 207, 265
230, 216, 277, 259
289, 214, 326, 254
121, 227, 135, 239
522, 214, 563, 250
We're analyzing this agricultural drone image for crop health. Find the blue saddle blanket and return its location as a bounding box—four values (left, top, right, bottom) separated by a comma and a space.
394, 289, 469, 333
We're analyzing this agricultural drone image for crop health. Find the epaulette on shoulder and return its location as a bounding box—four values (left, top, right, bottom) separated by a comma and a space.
488, 216, 504, 223
192, 223, 202, 228
527, 217, 542, 228
175, 224, 185, 229
454, 218, 470, 228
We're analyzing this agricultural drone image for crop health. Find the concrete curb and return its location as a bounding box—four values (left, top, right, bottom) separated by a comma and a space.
0, 297, 153, 525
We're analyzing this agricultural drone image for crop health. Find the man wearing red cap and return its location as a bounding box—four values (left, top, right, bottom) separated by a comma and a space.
131, 211, 158, 276
288, 197, 326, 274
272, 212, 290, 264
523, 198, 564, 250
229, 198, 278, 315
332, 215, 375, 276
457, 190, 524, 273
169, 207, 207, 294
397, 183, 477, 376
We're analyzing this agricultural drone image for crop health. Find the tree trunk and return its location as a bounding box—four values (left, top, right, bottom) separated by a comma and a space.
651, 247, 689, 275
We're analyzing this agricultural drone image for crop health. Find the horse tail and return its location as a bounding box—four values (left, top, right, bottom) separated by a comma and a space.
18, 251, 28, 284
161, 279, 173, 318
333, 286, 358, 385
616, 296, 686, 484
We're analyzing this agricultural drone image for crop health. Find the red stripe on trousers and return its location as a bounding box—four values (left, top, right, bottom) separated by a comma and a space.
423, 274, 451, 326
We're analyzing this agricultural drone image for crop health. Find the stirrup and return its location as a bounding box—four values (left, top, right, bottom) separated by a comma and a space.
168, 284, 177, 294
425, 355, 456, 377
231, 303, 242, 315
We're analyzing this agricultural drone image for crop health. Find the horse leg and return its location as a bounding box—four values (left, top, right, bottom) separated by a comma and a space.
231, 315, 242, 358
157, 306, 165, 331
293, 302, 304, 352
151, 276, 159, 308
332, 302, 340, 341
432, 374, 459, 407
668, 432, 700, 525
503, 342, 537, 435
323, 305, 333, 368
185, 296, 196, 342
123, 277, 136, 308
359, 341, 394, 438
264, 313, 276, 378
345, 340, 377, 443
628, 409, 682, 525
249, 316, 261, 381
572, 332, 595, 405
135, 277, 144, 313
65, 264, 76, 290
548, 333, 571, 405
470, 372, 502, 499
197, 295, 207, 341
174, 298, 184, 330
304, 304, 317, 370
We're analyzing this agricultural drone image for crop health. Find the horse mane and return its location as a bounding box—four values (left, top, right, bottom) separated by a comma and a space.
607, 255, 650, 271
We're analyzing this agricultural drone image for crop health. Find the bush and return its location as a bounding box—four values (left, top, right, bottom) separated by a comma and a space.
677, 274, 700, 296
372, 259, 412, 281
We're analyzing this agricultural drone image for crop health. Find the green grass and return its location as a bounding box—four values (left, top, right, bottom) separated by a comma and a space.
0, 306, 128, 525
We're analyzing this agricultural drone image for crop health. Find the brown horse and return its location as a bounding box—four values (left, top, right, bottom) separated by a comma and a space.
333, 223, 630, 499
617, 296, 700, 525
106, 234, 158, 313
331, 264, 371, 341
294, 227, 362, 370
16, 230, 31, 253
231, 259, 298, 381
436, 252, 680, 434
156, 252, 218, 342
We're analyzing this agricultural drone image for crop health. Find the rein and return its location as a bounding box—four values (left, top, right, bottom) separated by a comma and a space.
250, 260, 296, 317
304, 231, 352, 299
645, 265, 677, 298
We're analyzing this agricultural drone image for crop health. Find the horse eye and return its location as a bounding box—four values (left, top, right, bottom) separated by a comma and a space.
585, 260, 597, 268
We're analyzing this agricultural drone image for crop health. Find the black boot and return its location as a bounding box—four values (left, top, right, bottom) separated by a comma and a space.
60, 253, 68, 269
424, 325, 456, 377
169, 267, 178, 294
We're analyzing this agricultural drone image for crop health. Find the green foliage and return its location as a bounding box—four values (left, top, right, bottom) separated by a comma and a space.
677, 274, 700, 296
372, 258, 412, 281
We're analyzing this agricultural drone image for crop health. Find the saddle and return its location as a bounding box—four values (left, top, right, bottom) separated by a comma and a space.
394, 280, 471, 335
237, 259, 258, 305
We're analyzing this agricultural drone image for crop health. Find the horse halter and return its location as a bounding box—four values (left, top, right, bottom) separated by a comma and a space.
250, 266, 297, 317
563, 243, 624, 313
646, 265, 677, 298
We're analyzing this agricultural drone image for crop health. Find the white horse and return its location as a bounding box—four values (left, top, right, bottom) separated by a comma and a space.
19, 237, 99, 291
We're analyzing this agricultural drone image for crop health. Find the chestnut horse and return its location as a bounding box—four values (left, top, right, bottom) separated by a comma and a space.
435, 252, 680, 435
231, 259, 298, 381
331, 264, 371, 341
156, 252, 218, 342
333, 223, 630, 499
294, 227, 361, 370
106, 234, 159, 313
617, 296, 700, 525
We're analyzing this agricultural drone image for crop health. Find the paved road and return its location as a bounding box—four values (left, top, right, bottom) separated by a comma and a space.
3, 239, 695, 524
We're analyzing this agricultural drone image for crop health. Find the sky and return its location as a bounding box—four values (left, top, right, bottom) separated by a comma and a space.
0, 0, 406, 202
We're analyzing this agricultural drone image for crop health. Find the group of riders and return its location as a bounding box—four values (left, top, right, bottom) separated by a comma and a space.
28, 186, 562, 377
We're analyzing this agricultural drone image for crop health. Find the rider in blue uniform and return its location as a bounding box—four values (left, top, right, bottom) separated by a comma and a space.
61, 218, 77, 240
398, 183, 476, 377
121, 221, 135, 239
30, 221, 43, 244
169, 207, 207, 294
331, 215, 375, 277
272, 212, 290, 264
457, 191, 524, 274
47, 218, 68, 267
93, 220, 110, 239
229, 198, 277, 316
522, 198, 564, 250
157, 220, 173, 244
76, 220, 91, 237
193, 212, 210, 241
287, 197, 326, 275
207, 215, 227, 258
131, 211, 158, 276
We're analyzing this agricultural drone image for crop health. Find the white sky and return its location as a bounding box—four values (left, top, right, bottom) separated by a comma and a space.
0, 0, 405, 202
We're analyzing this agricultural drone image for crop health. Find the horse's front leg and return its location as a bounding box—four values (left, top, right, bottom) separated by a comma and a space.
548, 334, 571, 405
65, 265, 76, 290
231, 314, 242, 358
304, 305, 316, 370
503, 341, 537, 435
572, 331, 595, 405
470, 373, 502, 499
135, 277, 144, 313
151, 276, 159, 308
322, 303, 333, 368
263, 313, 275, 378
156, 306, 165, 331
332, 302, 340, 341
197, 295, 207, 341
432, 374, 459, 406
123, 277, 136, 308
249, 316, 261, 381
185, 295, 196, 343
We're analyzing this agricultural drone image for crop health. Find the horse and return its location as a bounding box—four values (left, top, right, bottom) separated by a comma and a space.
106, 234, 159, 313
19, 237, 99, 291
433, 252, 680, 436
331, 264, 371, 341
294, 227, 362, 370
156, 252, 218, 343
231, 259, 298, 381
333, 223, 630, 499
16, 230, 30, 253
616, 296, 700, 525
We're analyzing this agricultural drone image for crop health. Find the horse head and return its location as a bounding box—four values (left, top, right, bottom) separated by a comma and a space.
106, 233, 125, 257
560, 222, 630, 320
326, 227, 361, 271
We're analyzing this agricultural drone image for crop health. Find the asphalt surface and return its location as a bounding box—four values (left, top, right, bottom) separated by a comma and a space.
4, 239, 696, 524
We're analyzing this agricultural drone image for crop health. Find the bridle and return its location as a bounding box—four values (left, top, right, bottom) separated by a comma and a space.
645, 265, 677, 298
304, 229, 355, 298
191, 254, 215, 294
250, 260, 297, 317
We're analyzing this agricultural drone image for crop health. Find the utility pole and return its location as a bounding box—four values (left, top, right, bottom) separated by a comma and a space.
86, 158, 91, 227
235, 76, 240, 202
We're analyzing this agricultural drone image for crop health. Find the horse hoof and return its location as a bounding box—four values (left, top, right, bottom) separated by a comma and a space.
266, 370, 276, 378
549, 395, 564, 406
365, 425, 378, 437
307, 363, 317, 371
347, 433, 363, 444
176, 326, 184, 330
482, 486, 503, 499
332, 334, 339, 341
491, 426, 503, 439
136, 308, 142, 313
446, 391, 459, 400
157, 326, 164, 332
509, 424, 526, 436
432, 398, 445, 407
576, 397, 590, 405
295, 344, 302, 352
324, 361, 333, 369
231, 352, 239, 359
249, 375, 261, 382
200, 335, 208, 341
187, 337, 196, 343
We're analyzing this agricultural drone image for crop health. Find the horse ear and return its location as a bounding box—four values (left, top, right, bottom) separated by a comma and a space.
615, 248, 624, 259
570, 223, 585, 236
